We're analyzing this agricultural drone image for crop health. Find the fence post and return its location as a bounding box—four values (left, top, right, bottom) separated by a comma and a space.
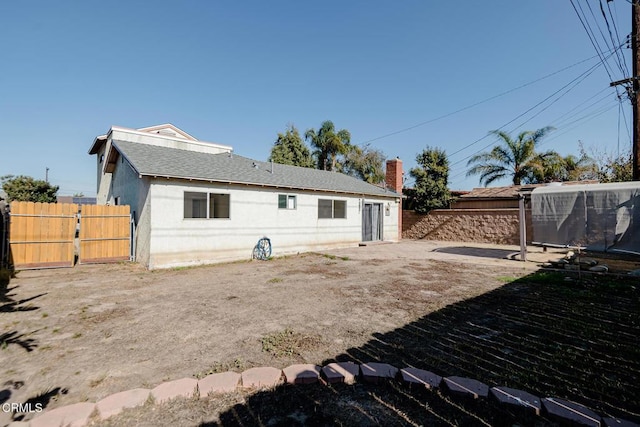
0, 199, 9, 270
519, 194, 527, 262
130, 211, 136, 262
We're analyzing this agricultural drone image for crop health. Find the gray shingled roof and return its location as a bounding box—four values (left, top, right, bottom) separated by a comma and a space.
112, 140, 398, 198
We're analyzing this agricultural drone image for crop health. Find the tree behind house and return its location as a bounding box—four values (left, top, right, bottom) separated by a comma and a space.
591, 149, 633, 182
409, 147, 451, 214
526, 150, 597, 183
342, 144, 386, 184
1, 175, 59, 203
466, 127, 554, 186
304, 120, 351, 171
268, 125, 314, 168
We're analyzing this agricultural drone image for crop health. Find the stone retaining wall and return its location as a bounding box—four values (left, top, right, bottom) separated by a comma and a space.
403, 209, 533, 245
19, 362, 637, 427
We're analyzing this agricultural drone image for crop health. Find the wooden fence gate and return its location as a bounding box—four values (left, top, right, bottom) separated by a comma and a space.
79, 204, 131, 264
9, 201, 78, 269
8, 202, 131, 269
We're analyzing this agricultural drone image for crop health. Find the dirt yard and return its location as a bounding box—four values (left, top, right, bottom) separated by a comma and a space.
2, 241, 638, 425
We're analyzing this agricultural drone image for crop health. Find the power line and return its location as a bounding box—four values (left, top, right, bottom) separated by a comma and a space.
603, 0, 631, 76
595, 0, 630, 77
448, 99, 620, 182
358, 54, 603, 145
448, 103, 618, 183
546, 86, 612, 125
446, 51, 609, 166
570, 0, 616, 80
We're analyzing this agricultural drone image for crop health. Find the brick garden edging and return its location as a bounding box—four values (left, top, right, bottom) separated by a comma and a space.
16, 362, 639, 427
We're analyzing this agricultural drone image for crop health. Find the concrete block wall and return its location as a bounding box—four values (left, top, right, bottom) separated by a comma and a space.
403, 209, 534, 245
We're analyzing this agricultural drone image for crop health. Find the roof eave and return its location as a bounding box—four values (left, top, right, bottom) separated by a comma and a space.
140, 172, 398, 198
88, 134, 108, 155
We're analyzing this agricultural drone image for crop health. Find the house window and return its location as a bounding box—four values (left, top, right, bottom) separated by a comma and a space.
210, 193, 230, 218
278, 194, 296, 210
318, 199, 347, 219
184, 192, 230, 219
184, 192, 208, 218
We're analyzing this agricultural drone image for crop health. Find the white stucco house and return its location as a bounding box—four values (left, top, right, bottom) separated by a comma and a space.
89, 124, 403, 269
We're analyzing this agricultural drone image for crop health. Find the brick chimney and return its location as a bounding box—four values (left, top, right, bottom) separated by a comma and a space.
385, 157, 403, 240
385, 157, 403, 194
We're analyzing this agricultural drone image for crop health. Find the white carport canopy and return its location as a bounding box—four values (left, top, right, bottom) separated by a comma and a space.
531, 182, 640, 255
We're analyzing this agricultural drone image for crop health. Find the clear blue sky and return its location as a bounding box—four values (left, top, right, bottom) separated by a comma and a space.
0, 1, 633, 195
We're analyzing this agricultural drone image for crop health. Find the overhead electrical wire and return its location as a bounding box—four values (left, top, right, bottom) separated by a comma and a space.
583, 0, 628, 78
357, 54, 603, 145
445, 49, 613, 167
544, 86, 612, 125
570, 0, 616, 80
447, 97, 621, 181
447, 102, 619, 182
601, 0, 630, 77
444, 44, 626, 182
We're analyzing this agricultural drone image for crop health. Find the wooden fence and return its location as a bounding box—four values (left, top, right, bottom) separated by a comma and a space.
9, 201, 78, 269
79, 204, 131, 264
8, 202, 131, 269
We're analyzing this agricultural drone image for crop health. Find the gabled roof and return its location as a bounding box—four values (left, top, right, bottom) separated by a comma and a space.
135, 124, 198, 140
88, 124, 203, 155
111, 140, 398, 198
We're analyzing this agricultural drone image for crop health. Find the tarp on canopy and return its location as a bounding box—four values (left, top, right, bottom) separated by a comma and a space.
531, 182, 640, 254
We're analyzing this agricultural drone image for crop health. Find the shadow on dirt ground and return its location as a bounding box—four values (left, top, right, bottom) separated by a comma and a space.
1, 282, 46, 313
7, 386, 69, 422
202, 270, 639, 426
1, 277, 63, 424
1, 283, 43, 353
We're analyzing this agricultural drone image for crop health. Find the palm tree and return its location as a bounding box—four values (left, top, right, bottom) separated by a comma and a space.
525, 151, 597, 183
466, 127, 554, 186
304, 121, 351, 171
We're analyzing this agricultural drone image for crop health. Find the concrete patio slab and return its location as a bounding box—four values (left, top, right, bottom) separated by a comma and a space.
30, 402, 96, 427
542, 397, 601, 427
442, 376, 489, 399
360, 363, 399, 384
241, 367, 283, 389
151, 378, 198, 404
282, 364, 322, 384
198, 372, 241, 396
400, 367, 441, 389
96, 388, 150, 419
321, 362, 360, 384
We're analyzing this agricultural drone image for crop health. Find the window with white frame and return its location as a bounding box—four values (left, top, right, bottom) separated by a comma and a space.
184, 192, 230, 219
318, 199, 347, 219
278, 194, 297, 209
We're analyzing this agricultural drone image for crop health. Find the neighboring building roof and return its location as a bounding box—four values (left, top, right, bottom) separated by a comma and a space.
57, 196, 97, 205
532, 180, 640, 195
111, 140, 399, 198
460, 181, 599, 200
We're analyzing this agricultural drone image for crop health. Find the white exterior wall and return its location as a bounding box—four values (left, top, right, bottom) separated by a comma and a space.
100, 158, 152, 266
146, 180, 399, 269
95, 143, 111, 203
